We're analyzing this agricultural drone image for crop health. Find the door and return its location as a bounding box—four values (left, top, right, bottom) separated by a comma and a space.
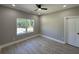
75, 18, 79, 47
68, 17, 79, 47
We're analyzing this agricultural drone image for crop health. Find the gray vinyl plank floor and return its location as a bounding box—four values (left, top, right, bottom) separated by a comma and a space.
1, 36, 79, 54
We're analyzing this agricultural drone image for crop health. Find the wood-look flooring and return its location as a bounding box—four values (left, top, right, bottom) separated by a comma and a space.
1, 36, 79, 54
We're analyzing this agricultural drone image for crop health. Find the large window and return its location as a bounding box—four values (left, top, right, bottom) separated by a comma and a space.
16, 18, 34, 35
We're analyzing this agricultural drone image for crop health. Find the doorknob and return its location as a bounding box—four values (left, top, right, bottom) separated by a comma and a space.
77, 33, 79, 35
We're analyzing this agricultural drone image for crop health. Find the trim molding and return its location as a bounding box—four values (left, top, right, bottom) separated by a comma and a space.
0, 34, 40, 49
41, 34, 65, 44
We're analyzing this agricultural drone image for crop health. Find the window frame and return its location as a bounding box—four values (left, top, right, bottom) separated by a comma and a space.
16, 18, 34, 36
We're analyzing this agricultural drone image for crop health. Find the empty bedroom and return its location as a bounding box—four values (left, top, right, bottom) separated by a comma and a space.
0, 4, 79, 54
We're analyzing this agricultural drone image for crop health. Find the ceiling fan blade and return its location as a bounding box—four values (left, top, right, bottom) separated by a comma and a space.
41, 8, 47, 10
36, 4, 41, 8
35, 4, 47, 11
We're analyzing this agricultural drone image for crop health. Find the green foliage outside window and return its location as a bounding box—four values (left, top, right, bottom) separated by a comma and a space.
17, 18, 29, 28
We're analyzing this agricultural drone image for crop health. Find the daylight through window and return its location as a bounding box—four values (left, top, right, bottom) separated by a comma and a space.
16, 18, 34, 35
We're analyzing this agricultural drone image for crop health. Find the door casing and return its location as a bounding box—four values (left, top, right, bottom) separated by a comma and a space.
64, 16, 79, 46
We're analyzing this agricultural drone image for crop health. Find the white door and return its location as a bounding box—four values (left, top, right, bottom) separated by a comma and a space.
68, 17, 79, 47
75, 18, 79, 47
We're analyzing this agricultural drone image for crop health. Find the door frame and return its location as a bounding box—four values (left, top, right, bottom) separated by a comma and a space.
64, 16, 79, 44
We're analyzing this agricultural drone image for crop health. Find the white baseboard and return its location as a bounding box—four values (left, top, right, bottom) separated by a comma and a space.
41, 34, 65, 44
0, 34, 40, 49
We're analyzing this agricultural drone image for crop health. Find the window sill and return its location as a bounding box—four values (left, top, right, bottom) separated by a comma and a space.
16, 32, 33, 36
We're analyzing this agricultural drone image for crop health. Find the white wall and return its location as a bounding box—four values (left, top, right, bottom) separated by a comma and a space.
40, 6, 79, 41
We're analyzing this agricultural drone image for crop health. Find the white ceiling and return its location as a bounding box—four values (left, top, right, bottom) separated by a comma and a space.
1, 4, 79, 15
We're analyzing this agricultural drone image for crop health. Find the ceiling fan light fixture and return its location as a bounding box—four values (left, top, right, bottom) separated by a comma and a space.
63, 5, 66, 7
38, 8, 41, 10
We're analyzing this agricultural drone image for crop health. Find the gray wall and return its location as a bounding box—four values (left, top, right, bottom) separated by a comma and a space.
0, 6, 40, 45
40, 6, 79, 41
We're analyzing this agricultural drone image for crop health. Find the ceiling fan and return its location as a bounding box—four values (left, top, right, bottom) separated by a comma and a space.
34, 4, 47, 11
